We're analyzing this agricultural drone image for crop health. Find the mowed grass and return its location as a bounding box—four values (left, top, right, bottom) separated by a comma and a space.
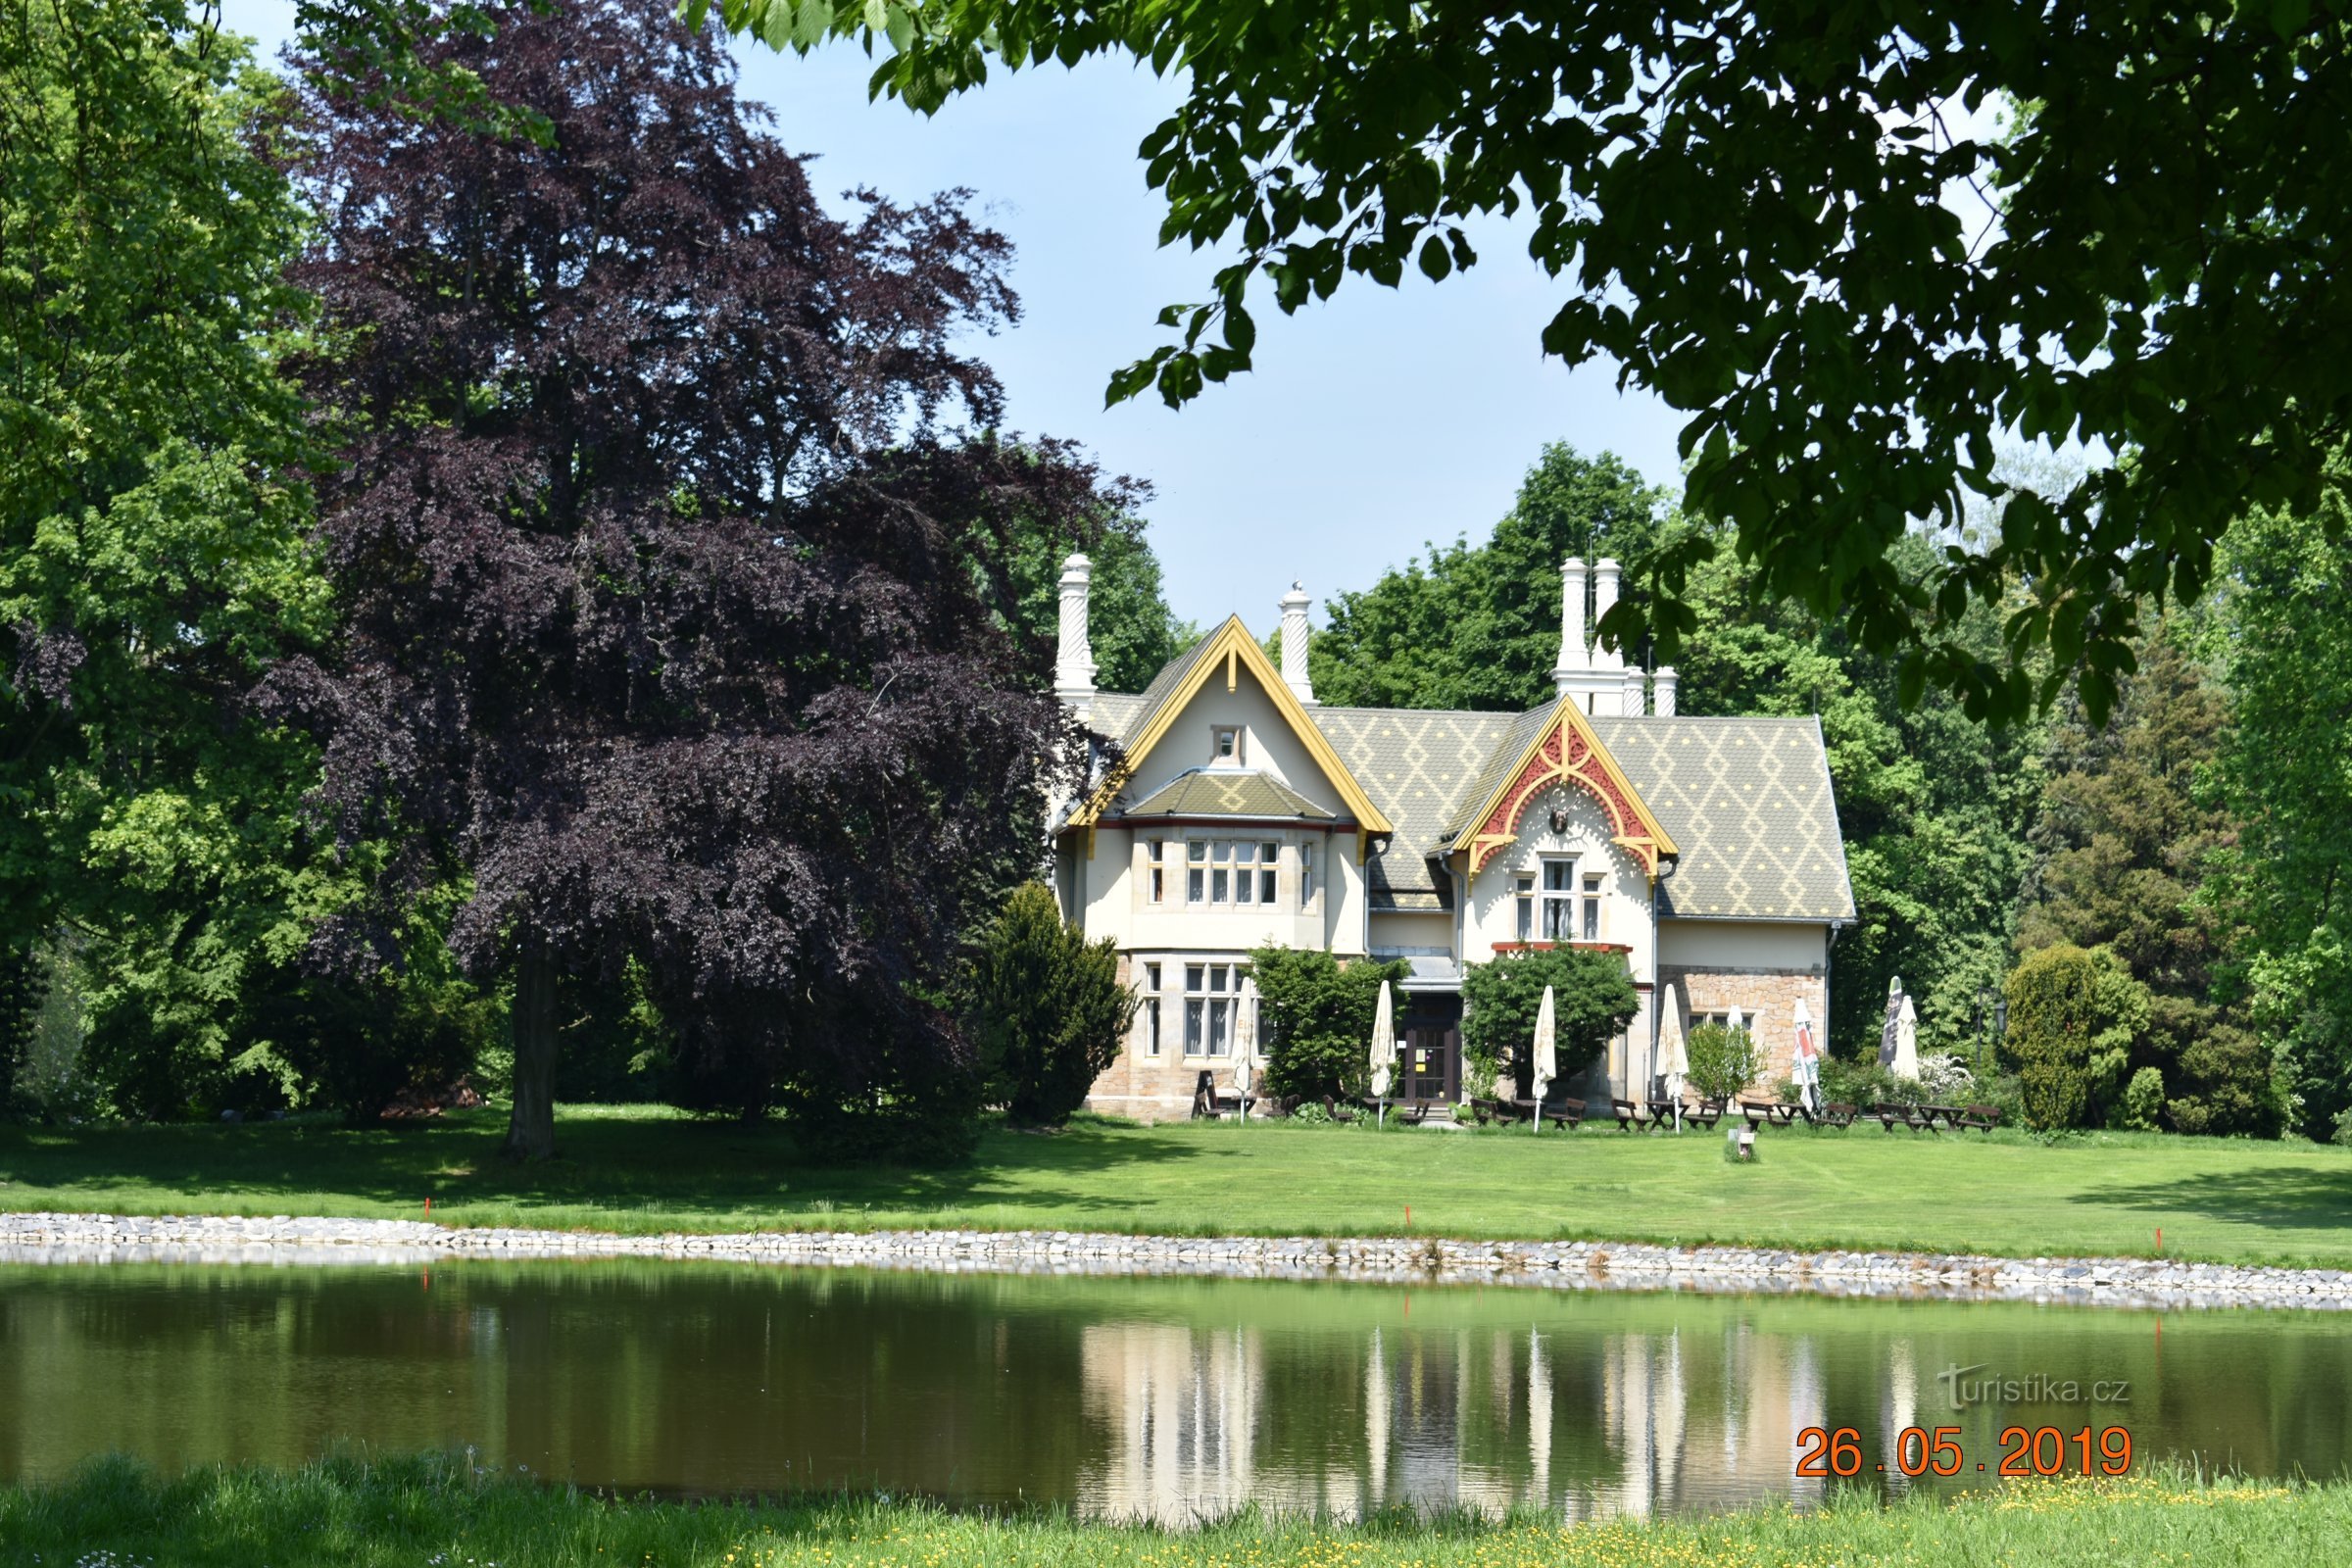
4, 1453, 2346, 1567
3, 1103, 2350, 1267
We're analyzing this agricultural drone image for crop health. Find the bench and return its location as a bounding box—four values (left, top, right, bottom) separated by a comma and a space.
1321, 1095, 1358, 1123
1611, 1097, 1657, 1131
1872, 1101, 1936, 1132
1956, 1103, 2002, 1133
1684, 1098, 1729, 1130
1538, 1097, 1587, 1131
1740, 1099, 1798, 1128
1816, 1101, 1858, 1128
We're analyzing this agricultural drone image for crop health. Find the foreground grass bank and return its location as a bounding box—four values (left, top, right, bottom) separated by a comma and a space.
3, 1455, 2345, 1568
5, 1104, 2350, 1268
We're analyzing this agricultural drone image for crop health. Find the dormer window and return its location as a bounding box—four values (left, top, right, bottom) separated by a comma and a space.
1211, 726, 1243, 765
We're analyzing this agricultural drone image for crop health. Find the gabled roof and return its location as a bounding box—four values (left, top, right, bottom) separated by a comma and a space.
1117, 769, 1339, 823
1311, 706, 1518, 910
1444, 698, 1681, 878
1070, 617, 1394, 841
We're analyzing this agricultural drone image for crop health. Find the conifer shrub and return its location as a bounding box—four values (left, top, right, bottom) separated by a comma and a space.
968, 884, 1134, 1127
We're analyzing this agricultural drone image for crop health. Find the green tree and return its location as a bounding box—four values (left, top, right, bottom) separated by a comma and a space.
2003, 944, 2151, 1132
1310, 446, 1666, 710
1249, 949, 1405, 1102
997, 501, 1198, 696
1, 0, 335, 1114
2019, 621, 2278, 1135
1460, 947, 1637, 1097
702, 0, 2352, 725
1683, 1021, 1762, 1105
969, 883, 1134, 1126
2204, 493, 2352, 1143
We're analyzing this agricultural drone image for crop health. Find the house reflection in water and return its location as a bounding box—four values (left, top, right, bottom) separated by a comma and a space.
1075, 1315, 1841, 1524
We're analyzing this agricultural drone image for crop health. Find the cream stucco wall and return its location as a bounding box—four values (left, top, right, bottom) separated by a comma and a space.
1119, 678, 1348, 816
1461, 784, 1655, 982
1656, 920, 1826, 971
1368, 910, 1451, 954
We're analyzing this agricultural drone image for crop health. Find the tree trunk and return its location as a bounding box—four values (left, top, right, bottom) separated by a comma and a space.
503, 940, 559, 1161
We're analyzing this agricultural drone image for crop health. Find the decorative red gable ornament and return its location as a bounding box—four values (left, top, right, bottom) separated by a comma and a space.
1462, 707, 1675, 880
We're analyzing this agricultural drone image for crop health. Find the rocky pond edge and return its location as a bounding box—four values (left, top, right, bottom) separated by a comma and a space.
6, 1209, 2349, 1312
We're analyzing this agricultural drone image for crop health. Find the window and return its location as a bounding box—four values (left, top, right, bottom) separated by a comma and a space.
1514, 873, 1536, 942
1148, 840, 1168, 905
1260, 842, 1280, 905
1183, 839, 1282, 906
1185, 963, 1241, 1056
1541, 860, 1576, 941
1211, 841, 1232, 903
1142, 963, 1163, 1056
1299, 843, 1316, 906
1187, 840, 1207, 903
1582, 873, 1602, 941
1212, 726, 1243, 765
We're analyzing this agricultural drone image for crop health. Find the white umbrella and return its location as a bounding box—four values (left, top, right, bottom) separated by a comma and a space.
1234, 979, 1256, 1119
1792, 998, 1822, 1114
1659, 982, 1690, 1129
1878, 976, 1904, 1069
1892, 992, 1920, 1080
1369, 979, 1396, 1127
1531, 985, 1558, 1133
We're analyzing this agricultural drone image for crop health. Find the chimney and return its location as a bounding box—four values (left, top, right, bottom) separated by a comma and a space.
1054, 553, 1097, 713
1654, 665, 1679, 716
1279, 581, 1316, 705
1553, 558, 1590, 697
1622, 666, 1648, 717
1592, 559, 1626, 671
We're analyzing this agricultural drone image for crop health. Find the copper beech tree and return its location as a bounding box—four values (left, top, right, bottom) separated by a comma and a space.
267, 0, 1118, 1158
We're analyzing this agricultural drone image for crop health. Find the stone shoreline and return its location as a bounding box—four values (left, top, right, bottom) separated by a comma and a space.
2, 1209, 2345, 1313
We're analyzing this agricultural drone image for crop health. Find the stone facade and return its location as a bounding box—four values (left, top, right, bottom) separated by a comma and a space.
1663, 964, 1829, 1093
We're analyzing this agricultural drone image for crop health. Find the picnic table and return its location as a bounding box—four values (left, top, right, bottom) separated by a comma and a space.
1871, 1101, 1936, 1132
1472, 1097, 1586, 1130
1740, 1098, 1799, 1128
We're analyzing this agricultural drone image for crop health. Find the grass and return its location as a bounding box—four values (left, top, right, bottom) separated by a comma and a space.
4, 1453, 2346, 1567
3, 1103, 2350, 1268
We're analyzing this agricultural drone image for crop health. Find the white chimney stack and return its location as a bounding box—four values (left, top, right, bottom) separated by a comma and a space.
1553, 558, 1590, 697
1592, 558, 1626, 672
1054, 553, 1097, 714
1279, 581, 1316, 705
1654, 665, 1679, 716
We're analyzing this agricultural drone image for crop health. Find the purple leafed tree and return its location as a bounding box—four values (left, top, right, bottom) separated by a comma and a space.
269, 0, 1116, 1159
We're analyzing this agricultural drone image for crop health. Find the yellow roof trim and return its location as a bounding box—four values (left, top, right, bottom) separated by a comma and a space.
1074, 617, 1395, 844
1453, 699, 1680, 880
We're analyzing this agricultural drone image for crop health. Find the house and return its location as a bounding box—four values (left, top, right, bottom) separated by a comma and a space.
1047, 555, 1856, 1121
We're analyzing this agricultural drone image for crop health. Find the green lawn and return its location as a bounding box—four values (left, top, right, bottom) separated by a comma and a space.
3, 1454, 2344, 1567
3, 1103, 2350, 1267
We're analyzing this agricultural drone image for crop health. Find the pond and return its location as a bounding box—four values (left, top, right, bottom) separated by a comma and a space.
2, 1260, 2347, 1522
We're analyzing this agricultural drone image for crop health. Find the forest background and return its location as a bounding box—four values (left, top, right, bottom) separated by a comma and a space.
4, 0, 2347, 1151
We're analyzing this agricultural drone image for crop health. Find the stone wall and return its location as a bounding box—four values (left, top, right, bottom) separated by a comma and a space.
1664, 966, 1827, 1093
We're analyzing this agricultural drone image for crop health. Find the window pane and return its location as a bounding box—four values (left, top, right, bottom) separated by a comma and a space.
1146, 999, 1161, 1056
1300, 845, 1315, 904
1187, 964, 1204, 993
1237, 842, 1256, 864
1262, 841, 1279, 862
1147, 962, 1160, 991
1209, 998, 1231, 1055
1516, 898, 1533, 943
1212, 868, 1229, 902
1544, 861, 1572, 891
1260, 868, 1277, 904
1189, 841, 1207, 862
1151, 867, 1164, 903
1186, 999, 1204, 1052
1210, 964, 1229, 992
1236, 869, 1253, 905
1188, 868, 1203, 903
1583, 899, 1599, 941
1213, 842, 1232, 863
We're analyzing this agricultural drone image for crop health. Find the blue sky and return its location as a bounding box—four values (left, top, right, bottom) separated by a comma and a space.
218, 2, 1687, 634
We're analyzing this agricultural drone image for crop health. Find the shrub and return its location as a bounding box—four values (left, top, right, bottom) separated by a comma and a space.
2122, 1066, 2166, 1131
1251, 949, 1406, 1102
1460, 947, 1638, 1096
969, 883, 1135, 1127
2003, 944, 2151, 1132
1685, 1022, 1762, 1103
1816, 1054, 1931, 1108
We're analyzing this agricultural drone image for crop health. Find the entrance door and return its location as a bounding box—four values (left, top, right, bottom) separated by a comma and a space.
1399, 1027, 1459, 1102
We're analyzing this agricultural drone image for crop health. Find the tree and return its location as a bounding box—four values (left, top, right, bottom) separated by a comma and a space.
968, 883, 1133, 1126
1683, 1021, 1761, 1106
692, 0, 2352, 727
995, 502, 1195, 696
2019, 621, 2278, 1135
2205, 493, 2352, 1143
1309, 446, 1666, 711
1460, 947, 1637, 1097
1249, 948, 1405, 1102
2003, 944, 2151, 1133
270, 0, 1118, 1159
1, 0, 343, 1117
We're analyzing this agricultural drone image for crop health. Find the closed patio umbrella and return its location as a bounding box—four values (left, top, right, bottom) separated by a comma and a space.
1234, 978, 1256, 1120
1892, 991, 1920, 1080
1369, 979, 1396, 1127
1531, 985, 1557, 1133
1792, 999, 1822, 1113
1658, 982, 1690, 1130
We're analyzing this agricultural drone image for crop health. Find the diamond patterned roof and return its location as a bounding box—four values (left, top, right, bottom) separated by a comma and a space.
1119, 769, 1339, 822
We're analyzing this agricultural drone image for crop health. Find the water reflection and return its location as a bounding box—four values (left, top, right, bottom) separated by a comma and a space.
0, 1262, 2346, 1522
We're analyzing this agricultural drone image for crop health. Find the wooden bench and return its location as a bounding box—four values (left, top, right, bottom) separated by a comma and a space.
1956, 1103, 2002, 1133
1816, 1101, 1858, 1128
1540, 1097, 1588, 1131
1684, 1098, 1729, 1130
1321, 1095, 1358, 1123
1611, 1097, 1657, 1131
1740, 1099, 1798, 1128
1872, 1101, 1936, 1132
